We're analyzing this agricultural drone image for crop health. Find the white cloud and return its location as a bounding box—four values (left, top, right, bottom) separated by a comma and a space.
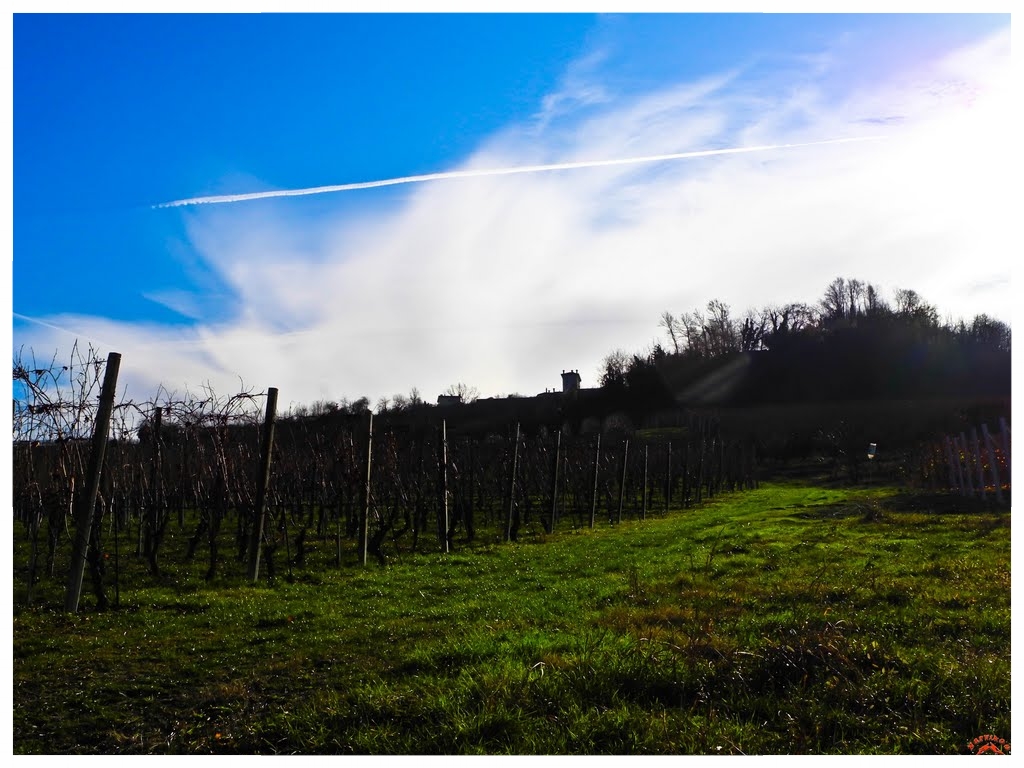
533, 46, 613, 131
15, 26, 1014, 408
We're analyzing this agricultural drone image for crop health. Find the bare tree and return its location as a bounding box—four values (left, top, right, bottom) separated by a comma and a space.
864, 283, 890, 317
821, 277, 889, 326
445, 383, 479, 403
756, 303, 818, 349
670, 300, 741, 359
678, 308, 707, 357
893, 288, 938, 327
968, 314, 1011, 352
845, 278, 866, 319
659, 311, 682, 354
740, 309, 768, 352
820, 277, 850, 324
704, 299, 740, 357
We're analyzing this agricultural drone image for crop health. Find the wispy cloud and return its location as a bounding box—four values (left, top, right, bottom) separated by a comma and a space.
533, 46, 612, 130
18, 26, 1013, 408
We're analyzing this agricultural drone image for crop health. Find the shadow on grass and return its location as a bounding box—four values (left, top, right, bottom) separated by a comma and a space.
793, 490, 1010, 523
883, 490, 1011, 516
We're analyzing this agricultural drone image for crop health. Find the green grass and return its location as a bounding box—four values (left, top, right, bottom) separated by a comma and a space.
12, 480, 1010, 754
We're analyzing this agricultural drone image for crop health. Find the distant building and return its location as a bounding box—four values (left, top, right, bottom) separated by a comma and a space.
437, 394, 462, 407
561, 370, 581, 394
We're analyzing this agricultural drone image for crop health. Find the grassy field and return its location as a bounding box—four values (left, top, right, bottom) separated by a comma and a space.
12, 477, 1010, 754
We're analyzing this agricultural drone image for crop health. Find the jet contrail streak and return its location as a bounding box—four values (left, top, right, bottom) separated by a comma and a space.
13, 312, 111, 348
156, 135, 884, 208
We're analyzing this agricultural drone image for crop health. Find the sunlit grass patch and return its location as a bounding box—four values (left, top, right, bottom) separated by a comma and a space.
13, 480, 1009, 754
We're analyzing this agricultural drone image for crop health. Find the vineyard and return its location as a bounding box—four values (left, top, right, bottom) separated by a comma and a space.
12, 347, 1012, 754
916, 420, 1011, 500
12, 346, 759, 611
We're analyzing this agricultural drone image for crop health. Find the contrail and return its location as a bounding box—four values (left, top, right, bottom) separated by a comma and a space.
13, 312, 112, 348
156, 135, 884, 208
14, 312, 87, 338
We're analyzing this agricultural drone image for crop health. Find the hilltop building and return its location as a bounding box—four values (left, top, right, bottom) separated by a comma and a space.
561, 369, 581, 394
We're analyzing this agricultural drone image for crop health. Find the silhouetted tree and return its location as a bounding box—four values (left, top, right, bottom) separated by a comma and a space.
599, 349, 630, 390
967, 313, 1011, 353
659, 311, 682, 354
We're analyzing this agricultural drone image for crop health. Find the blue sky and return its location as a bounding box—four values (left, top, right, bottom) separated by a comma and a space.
10, 11, 1015, 409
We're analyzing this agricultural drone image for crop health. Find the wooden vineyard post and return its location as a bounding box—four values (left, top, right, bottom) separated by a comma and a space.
505, 423, 520, 542
112, 471, 120, 609
145, 405, 164, 575
642, 444, 648, 521
335, 514, 343, 567
561, 452, 568, 526
64, 351, 121, 613
410, 435, 424, 551
686, 439, 694, 507
548, 429, 561, 534
717, 435, 725, 496
696, 431, 705, 506
466, 439, 476, 541
360, 412, 374, 566
664, 441, 672, 516
177, 437, 188, 529
617, 439, 629, 524
589, 433, 601, 529
438, 420, 449, 553
247, 387, 279, 582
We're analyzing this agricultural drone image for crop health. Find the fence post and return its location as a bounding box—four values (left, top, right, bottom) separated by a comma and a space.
360, 412, 374, 565
467, 438, 476, 541
549, 429, 561, 534
617, 439, 629, 524
696, 436, 704, 506
64, 351, 121, 613
438, 419, 449, 553
178, 437, 188, 529
145, 405, 164, 574
505, 423, 520, 542
589, 433, 601, 529
665, 441, 672, 514
247, 387, 279, 582
642, 444, 648, 520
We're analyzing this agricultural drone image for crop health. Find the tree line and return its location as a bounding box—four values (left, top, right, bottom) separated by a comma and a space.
598, 276, 1010, 408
